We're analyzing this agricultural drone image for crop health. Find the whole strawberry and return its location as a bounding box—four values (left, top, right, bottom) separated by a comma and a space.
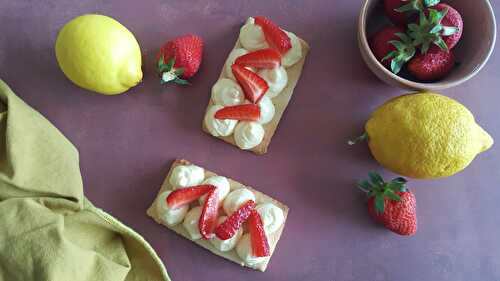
408, 3, 462, 53
358, 172, 417, 236
369, 26, 415, 74
407, 48, 455, 81
424, 3, 463, 50
157, 34, 204, 85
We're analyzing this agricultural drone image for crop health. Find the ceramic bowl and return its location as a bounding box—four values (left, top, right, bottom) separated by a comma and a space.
358, 0, 496, 91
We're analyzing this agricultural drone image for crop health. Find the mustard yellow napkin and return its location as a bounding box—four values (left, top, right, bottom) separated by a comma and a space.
0, 79, 171, 281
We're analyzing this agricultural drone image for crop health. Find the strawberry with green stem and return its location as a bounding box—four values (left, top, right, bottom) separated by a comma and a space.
407, 5, 461, 54
358, 172, 417, 236
370, 26, 416, 74
381, 32, 416, 74
157, 34, 204, 85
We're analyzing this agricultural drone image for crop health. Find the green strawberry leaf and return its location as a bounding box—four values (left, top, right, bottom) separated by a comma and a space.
166, 57, 176, 71
428, 8, 447, 24
384, 189, 401, 202
394, 0, 422, 13
173, 78, 190, 85
433, 36, 449, 51
382, 50, 398, 62
174, 67, 185, 76
420, 41, 431, 54
388, 177, 408, 192
419, 10, 429, 25
407, 23, 420, 32
369, 172, 384, 187
158, 56, 175, 73
391, 58, 405, 74
429, 24, 443, 34
359, 173, 410, 206
375, 194, 385, 213
442, 26, 459, 36
395, 32, 412, 44
358, 180, 373, 192
424, 0, 440, 7
387, 181, 404, 192
157, 56, 165, 69
389, 40, 406, 51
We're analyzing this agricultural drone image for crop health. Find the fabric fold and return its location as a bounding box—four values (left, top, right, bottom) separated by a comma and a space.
0, 79, 170, 281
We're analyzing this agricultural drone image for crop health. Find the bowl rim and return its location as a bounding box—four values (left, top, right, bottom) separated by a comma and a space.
358, 0, 497, 90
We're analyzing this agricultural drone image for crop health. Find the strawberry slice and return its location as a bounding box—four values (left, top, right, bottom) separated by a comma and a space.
247, 210, 271, 257
234, 49, 281, 69
166, 185, 216, 209
231, 64, 269, 104
199, 188, 219, 239
254, 16, 292, 54
215, 104, 261, 121
215, 200, 256, 240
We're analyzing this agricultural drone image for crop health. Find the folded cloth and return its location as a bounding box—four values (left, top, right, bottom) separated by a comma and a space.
0, 79, 171, 281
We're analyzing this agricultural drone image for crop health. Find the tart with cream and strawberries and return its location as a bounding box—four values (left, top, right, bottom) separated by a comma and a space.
203, 16, 310, 154
147, 159, 289, 272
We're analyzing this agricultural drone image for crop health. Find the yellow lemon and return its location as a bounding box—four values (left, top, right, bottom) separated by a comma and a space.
55, 14, 142, 95
366, 92, 493, 179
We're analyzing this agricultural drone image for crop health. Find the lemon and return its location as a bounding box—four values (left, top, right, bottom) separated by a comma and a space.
55, 14, 142, 95
366, 92, 493, 179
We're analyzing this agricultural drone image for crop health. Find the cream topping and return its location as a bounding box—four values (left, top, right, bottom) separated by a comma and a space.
282, 31, 302, 67
223, 188, 256, 215
182, 206, 202, 240
258, 96, 275, 124
199, 176, 231, 205
255, 203, 284, 234
239, 17, 269, 51
211, 78, 245, 106
169, 165, 205, 188
234, 122, 265, 150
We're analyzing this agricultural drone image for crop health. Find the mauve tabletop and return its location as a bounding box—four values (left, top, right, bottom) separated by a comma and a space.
1, 1, 499, 280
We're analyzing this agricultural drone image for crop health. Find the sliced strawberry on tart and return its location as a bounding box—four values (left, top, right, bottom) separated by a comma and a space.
215, 200, 256, 240
147, 159, 288, 272
215, 104, 261, 122
203, 16, 309, 154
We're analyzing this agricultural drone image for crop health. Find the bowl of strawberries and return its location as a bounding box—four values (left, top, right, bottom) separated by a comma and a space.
358, 0, 496, 90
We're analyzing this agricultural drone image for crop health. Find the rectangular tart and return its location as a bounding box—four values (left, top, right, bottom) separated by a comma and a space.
147, 159, 289, 272
202, 17, 310, 155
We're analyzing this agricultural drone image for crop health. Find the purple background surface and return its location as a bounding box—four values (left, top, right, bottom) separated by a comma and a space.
1, 1, 499, 280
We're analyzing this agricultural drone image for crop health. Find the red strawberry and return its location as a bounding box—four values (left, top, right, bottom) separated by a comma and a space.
235, 48, 281, 69
231, 64, 269, 103
199, 188, 219, 239
407, 48, 455, 81
425, 3, 463, 50
254, 16, 292, 54
157, 34, 204, 85
166, 185, 215, 209
369, 26, 415, 74
247, 210, 271, 257
358, 172, 417, 236
408, 3, 462, 53
215, 104, 261, 121
215, 200, 255, 240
